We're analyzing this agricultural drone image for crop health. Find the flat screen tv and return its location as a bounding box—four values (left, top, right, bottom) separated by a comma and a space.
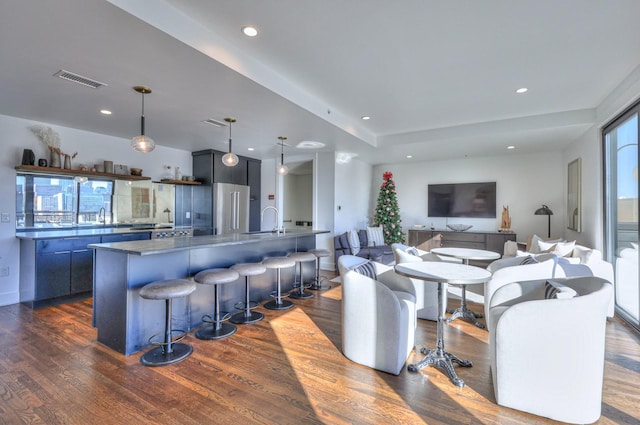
428, 182, 496, 218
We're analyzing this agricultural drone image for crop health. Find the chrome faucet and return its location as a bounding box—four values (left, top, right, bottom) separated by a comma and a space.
261, 206, 280, 234
98, 207, 106, 225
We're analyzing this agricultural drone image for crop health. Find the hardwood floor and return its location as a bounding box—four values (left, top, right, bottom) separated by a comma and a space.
0, 273, 638, 424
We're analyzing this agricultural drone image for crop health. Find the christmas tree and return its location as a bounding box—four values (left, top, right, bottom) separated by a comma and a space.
373, 171, 405, 244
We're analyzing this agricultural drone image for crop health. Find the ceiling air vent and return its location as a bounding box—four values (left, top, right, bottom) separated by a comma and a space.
54, 69, 107, 89
202, 118, 227, 128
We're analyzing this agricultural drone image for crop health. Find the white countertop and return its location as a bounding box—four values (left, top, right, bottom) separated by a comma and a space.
88, 229, 329, 256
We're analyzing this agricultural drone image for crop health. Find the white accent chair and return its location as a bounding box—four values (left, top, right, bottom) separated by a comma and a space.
484, 257, 559, 329
391, 243, 445, 321
488, 276, 613, 424
338, 255, 417, 375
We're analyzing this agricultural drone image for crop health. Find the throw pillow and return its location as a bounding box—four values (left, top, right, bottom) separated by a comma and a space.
520, 255, 539, 265
352, 261, 377, 280
544, 280, 578, 299
504, 240, 518, 257
528, 234, 565, 254
406, 247, 420, 256
367, 226, 385, 247
538, 240, 576, 257
347, 230, 360, 255
632, 242, 638, 250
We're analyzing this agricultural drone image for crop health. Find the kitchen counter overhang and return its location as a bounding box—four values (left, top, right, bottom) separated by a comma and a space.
91, 229, 329, 355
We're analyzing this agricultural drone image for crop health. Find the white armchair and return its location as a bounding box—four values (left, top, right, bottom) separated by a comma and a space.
391, 243, 445, 321
484, 257, 559, 329
488, 277, 612, 424
338, 255, 416, 375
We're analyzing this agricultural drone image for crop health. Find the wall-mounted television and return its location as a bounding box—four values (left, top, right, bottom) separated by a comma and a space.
428, 182, 496, 218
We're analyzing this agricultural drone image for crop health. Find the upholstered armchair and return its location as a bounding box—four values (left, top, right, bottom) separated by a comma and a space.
488, 277, 613, 424
616, 247, 638, 319
391, 243, 445, 321
484, 257, 559, 328
338, 255, 416, 375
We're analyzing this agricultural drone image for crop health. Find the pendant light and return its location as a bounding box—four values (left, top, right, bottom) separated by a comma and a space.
222, 117, 239, 167
277, 136, 289, 175
131, 86, 155, 153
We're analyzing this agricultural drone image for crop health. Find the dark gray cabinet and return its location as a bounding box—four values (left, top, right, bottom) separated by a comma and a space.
34, 236, 100, 301
21, 231, 151, 307
192, 149, 261, 233
407, 229, 516, 253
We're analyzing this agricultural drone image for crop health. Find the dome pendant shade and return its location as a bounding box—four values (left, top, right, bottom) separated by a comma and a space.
131, 86, 155, 153
223, 117, 238, 167
277, 136, 289, 176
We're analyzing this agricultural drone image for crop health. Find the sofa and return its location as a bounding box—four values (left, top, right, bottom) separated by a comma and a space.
334, 230, 394, 271
338, 255, 416, 375
502, 235, 614, 283
489, 277, 613, 424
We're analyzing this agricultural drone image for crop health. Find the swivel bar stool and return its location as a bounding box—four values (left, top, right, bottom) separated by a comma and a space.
307, 248, 331, 290
139, 278, 197, 366
262, 256, 296, 310
229, 262, 266, 324
194, 268, 240, 340
288, 251, 316, 299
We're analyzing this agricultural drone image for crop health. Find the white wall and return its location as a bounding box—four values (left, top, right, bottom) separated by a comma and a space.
372, 152, 565, 241
564, 64, 640, 253
334, 157, 373, 234
0, 113, 192, 306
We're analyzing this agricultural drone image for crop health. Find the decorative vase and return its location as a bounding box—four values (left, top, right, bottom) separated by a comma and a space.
50, 152, 61, 168
63, 154, 71, 169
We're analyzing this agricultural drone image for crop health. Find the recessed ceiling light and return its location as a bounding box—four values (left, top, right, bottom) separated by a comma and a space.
361, 116, 371, 120
406, 155, 413, 158
247, 147, 255, 151
100, 109, 112, 115
242, 26, 258, 37
296, 140, 325, 149
515, 88, 528, 94
507, 145, 515, 149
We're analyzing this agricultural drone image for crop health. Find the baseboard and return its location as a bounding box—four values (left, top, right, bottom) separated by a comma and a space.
0, 291, 20, 307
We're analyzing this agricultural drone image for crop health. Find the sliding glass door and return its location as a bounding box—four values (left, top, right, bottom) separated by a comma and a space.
604, 105, 639, 329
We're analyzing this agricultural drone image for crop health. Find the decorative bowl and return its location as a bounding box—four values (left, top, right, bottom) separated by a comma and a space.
130, 167, 142, 176
446, 224, 473, 232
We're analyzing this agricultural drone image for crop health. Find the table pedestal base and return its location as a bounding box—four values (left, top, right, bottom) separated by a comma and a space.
445, 284, 486, 329
408, 347, 472, 387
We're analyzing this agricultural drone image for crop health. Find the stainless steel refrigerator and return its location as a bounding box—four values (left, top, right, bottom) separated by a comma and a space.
213, 183, 250, 235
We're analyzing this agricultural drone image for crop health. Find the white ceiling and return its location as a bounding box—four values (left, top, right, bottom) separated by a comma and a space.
2, 0, 639, 164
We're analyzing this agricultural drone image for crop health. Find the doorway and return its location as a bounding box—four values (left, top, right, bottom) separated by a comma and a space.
282, 160, 313, 231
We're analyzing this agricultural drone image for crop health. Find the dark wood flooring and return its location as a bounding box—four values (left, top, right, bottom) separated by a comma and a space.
0, 272, 639, 424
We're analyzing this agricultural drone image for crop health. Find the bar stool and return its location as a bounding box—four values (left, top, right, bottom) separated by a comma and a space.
139, 278, 197, 367
262, 256, 296, 310
308, 248, 331, 290
288, 252, 316, 299
229, 262, 266, 324
194, 268, 240, 340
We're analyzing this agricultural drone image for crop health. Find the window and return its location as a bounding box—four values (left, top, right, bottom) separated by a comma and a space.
603, 102, 639, 330
16, 174, 113, 228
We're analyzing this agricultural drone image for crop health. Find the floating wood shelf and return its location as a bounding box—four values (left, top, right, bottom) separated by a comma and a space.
159, 179, 202, 185
15, 165, 151, 180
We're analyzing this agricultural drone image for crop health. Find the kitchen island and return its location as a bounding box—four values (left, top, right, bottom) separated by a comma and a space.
89, 229, 329, 355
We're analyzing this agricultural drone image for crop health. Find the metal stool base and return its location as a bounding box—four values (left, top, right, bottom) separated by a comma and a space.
289, 290, 314, 299
264, 299, 294, 310
140, 343, 193, 366
195, 322, 237, 340
229, 310, 264, 324
309, 282, 330, 290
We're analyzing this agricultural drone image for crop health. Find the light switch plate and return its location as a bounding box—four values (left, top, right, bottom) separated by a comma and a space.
0, 213, 9, 223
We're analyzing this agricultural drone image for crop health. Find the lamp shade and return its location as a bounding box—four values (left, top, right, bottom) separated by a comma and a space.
223, 117, 238, 167
534, 205, 553, 215
131, 86, 155, 153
